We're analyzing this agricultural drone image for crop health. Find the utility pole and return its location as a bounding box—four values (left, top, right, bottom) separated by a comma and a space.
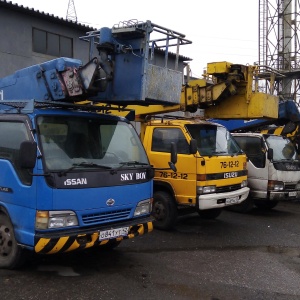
66, 0, 77, 23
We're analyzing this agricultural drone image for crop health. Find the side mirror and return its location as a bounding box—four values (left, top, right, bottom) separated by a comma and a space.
189, 139, 197, 154
169, 142, 177, 172
19, 141, 37, 169
267, 148, 273, 160
281, 122, 297, 135
147, 168, 155, 179
170, 142, 177, 164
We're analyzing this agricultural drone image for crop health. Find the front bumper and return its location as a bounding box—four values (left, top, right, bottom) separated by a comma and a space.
198, 187, 250, 210
251, 190, 300, 201
34, 216, 153, 254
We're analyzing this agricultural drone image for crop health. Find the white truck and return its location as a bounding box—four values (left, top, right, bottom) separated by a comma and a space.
230, 132, 300, 212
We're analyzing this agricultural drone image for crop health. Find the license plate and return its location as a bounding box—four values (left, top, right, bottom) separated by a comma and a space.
289, 191, 297, 197
99, 227, 129, 241
225, 196, 239, 205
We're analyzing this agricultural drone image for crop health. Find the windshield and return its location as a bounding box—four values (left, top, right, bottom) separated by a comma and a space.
265, 135, 297, 161
37, 115, 149, 171
186, 124, 241, 156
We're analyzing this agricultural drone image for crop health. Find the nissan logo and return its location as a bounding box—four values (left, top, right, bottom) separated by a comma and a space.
106, 198, 115, 206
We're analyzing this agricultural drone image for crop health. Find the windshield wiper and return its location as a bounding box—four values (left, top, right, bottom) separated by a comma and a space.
212, 151, 227, 154
231, 149, 244, 156
274, 158, 295, 162
206, 151, 227, 157
120, 161, 149, 166
59, 162, 112, 176
113, 161, 149, 170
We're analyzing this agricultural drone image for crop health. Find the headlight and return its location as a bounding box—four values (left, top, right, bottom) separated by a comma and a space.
241, 180, 248, 188
134, 199, 152, 216
268, 180, 284, 191
296, 182, 300, 190
197, 185, 216, 195
36, 210, 78, 229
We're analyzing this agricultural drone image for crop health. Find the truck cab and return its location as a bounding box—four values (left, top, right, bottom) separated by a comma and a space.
231, 132, 300, 211
0, 103, 154, 269
141, 116, 249, 230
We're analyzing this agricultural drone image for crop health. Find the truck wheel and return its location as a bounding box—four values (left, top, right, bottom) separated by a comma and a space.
0, 213, 25, 269
226, 197, 254, 213
152, 191, 178, 230
198, 208, 222, 219
254, 200, 278, 210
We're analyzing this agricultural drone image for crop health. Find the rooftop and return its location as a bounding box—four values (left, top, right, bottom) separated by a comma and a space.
0, 0, 95, 30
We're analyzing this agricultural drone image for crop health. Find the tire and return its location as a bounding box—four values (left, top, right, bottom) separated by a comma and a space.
152, 191, 178, 230
0, 213, 25, 269
254, 200, 278, 210
198, 208, 222, 219
226, 197, 254, 213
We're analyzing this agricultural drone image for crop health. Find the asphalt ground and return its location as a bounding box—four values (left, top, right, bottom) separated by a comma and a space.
1, 200, 300, 300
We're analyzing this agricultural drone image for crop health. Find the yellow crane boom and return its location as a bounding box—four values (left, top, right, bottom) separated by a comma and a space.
81, 61, 279, 122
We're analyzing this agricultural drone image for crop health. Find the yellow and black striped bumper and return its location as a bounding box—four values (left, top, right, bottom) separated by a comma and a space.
34, 221, 153, 254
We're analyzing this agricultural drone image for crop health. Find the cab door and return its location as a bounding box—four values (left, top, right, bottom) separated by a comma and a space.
234, 135, 268, 193
147, 126, 197, 205
0, 116, 37, 246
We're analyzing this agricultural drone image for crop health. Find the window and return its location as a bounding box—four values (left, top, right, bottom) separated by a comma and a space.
47, 33, 60, 57
37, 116, 148, 172
234, 136, 266, 168
265, 135, 297, 161
187, 124, 241, 156
0, 121, 32, 184
151, 128, 189, 154
33, 28, 73, 57
60, 36, 73, 57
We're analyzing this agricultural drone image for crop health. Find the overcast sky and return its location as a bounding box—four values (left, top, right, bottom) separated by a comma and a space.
11, 0, 259, 78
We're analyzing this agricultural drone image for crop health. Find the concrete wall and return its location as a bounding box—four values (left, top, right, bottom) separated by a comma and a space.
0, 4, 93, 78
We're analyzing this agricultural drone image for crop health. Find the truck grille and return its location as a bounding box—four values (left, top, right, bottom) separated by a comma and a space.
216, 184, 241, 193
285, 184, 296, 190
82, 209, 131, 225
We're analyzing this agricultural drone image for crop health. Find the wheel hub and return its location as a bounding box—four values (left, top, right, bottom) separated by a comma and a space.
153, 202, 166, 220
0, 225, 12, 256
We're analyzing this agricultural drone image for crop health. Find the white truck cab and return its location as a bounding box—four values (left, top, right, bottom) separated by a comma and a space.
231, 132, 300, 211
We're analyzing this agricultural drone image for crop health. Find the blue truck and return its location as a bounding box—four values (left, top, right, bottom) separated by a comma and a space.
0, 20, 184, 269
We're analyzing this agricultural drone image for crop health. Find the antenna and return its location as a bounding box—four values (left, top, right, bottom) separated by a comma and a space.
66, 0, 77, 23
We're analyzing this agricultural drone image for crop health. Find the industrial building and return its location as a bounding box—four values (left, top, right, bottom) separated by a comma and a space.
0, 0, 94, 77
